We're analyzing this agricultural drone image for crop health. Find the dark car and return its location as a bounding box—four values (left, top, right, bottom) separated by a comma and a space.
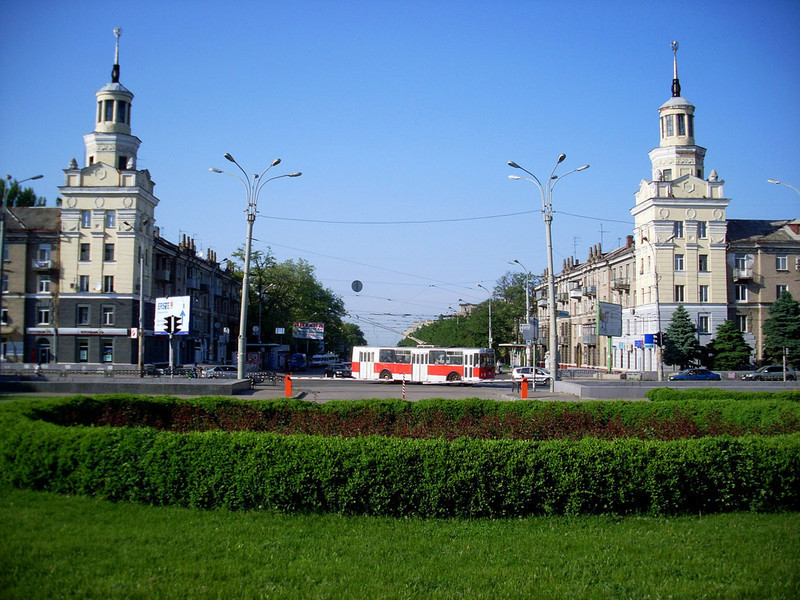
668, 368, 721, 381
741, 365, 797, 381
325, 362, 352, 378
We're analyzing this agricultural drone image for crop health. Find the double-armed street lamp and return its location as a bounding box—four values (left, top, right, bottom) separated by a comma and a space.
508, 155, 589, 391
509, 258, 536, 366
210, 154, 301, 379
0, 174, 44, 374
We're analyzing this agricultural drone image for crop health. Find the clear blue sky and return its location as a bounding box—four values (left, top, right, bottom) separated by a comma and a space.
2, 0, 799, 346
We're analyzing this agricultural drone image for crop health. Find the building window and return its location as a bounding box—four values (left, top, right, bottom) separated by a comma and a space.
103, 276, 114, 293
1, 274, 7, 293
102, 339, 113, 363
81, 210, 91, 228
677, 114, 686, 135
102, 306, 114, 325
116, 101, 127, 124
777, 285, 789, 299
37, 244, 51, 262
80, 243, 90, 262
674, 285, 685, 302
78, 338, 89, 363
37, 307, 50, 324
734, 255, 747, 270
105, 210, 116, 228
776, 255, 788, 271
688, 114, 694, 137
699, 254, 708, 272
736, 314, 748, 332
77, 306, 89, 325
0, 308, 8, 325
104, 100, 113, 121
674, 254, 684, 271
666, 114, 674, 136
735, 284, 747, 303
104, 243, 115, 262
673, 221, 684, 238
697, 315, 709, 334
697, 221, 707, 238
662, 168, 672, 181
79, 275, 89, 293
699, 285, 709, 303
38, 275, 50, 293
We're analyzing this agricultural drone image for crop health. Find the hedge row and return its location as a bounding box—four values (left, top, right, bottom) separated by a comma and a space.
1, 397, 799, 517
646, 388, 800, 403
28, 394, 800, 440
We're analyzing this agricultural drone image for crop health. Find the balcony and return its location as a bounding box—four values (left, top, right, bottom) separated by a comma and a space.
582, 285, 597, 296
32, 259, 55, 271
611, 277, 630, 290
733, 268, 753, 280
569, 288, 582, 299
557, 292, 569, 303
581, 333, 597, 345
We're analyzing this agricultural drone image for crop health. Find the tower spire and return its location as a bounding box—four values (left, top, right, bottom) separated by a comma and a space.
111, 27, 122, 83
670, 40, 681, 97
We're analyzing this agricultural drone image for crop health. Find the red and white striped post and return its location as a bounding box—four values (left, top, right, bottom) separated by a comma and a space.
402, 376, 406, 399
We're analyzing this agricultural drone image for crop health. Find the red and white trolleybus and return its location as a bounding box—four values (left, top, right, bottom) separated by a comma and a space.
351, 346, 496, 383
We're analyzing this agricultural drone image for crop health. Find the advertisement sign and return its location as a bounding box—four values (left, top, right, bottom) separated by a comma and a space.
596, 302, 623, 337
520, 318, 539, 343
644, 333, 655, 349
155, 296, 191, 335
292, 322, 324, 340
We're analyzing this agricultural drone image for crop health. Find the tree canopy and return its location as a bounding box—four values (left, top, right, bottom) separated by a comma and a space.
707, 320, 753, 369
0, 179, 46, 207
763, 291, 800, 366
662, 304, 701, 369
229, 247, 365, 357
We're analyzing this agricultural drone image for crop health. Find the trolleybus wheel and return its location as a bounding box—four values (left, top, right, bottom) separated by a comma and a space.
379, 370, 393, 381
446, 372, 461, 382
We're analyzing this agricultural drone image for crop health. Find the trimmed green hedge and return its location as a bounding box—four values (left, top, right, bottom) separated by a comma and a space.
1, 396, 799, 517
646, 388, 800, 403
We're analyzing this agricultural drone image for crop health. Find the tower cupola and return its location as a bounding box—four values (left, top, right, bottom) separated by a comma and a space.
83, 28, 141, 171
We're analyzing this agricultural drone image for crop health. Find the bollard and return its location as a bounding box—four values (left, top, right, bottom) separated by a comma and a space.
521, 376, 528, 399
285, 374, 293, 398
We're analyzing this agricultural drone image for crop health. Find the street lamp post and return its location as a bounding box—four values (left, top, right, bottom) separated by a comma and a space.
210, 155, 301, 380
767, 178, 800, 198
476, 283, 493, 348
508, 156, 589, 391
0, 174, 43, 373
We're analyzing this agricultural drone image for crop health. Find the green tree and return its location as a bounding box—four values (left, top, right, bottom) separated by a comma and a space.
662, 304, 701, 369
707, 320, 753, 369
0, 178, 46, 207
763, 291, 800, 366
229, 247, 358, 357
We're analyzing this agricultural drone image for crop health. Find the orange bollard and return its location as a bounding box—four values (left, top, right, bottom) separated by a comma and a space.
285, 374, 293, 398
521, 376, 528, 399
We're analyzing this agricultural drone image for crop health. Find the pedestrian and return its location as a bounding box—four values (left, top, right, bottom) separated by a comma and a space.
35, 362, 43, 377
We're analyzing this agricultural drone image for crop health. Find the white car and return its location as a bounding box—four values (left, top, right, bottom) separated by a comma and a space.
511, 366, 552, 384
202, 365, 238, 379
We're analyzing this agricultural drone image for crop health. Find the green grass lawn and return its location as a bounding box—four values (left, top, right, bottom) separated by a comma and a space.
1, 487, 798, 599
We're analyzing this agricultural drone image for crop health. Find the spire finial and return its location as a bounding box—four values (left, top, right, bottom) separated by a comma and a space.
111, 27, 122, 83
670, 40, 681, 97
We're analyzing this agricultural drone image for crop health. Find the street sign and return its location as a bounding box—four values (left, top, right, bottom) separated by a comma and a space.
155, 296, 191, 335
597, 301, 622, 337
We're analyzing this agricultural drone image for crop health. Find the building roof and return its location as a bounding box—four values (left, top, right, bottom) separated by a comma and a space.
727, 219, 800, 244
4, 207, 61, 232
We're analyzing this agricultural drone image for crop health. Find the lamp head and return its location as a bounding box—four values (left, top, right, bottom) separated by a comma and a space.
508, 175, 522, 180
767, 178, 781, 184
557, 153, 566, 163
507, 161, 521, 169
224, 153, 235, 163
209, 167, 223, 173
289, 172, 302, 177
271, 158, 281, 167
576, 164, 590, 171
30, 175, 44, 181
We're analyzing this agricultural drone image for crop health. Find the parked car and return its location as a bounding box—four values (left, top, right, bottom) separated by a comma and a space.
511, 366, 552, 384
202, 365, 238, 379
324, 362, 352, 378
741, 365, 797, 381
668, 368, 721, 381
288, 353, 308, 371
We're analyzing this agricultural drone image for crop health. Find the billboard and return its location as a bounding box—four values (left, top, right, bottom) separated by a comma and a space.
155, 296, 191, 335
596, 301, 622, 337
293, 322, 324, 340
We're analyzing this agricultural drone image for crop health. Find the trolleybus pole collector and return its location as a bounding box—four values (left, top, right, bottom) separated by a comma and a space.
351, 346, 495, 384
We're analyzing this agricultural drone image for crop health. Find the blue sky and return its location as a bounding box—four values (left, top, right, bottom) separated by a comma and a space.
2, 0, 799, 345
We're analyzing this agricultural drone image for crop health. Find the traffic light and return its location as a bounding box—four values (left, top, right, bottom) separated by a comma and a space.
654, 332, 663, 347
163, 315, 182, 334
